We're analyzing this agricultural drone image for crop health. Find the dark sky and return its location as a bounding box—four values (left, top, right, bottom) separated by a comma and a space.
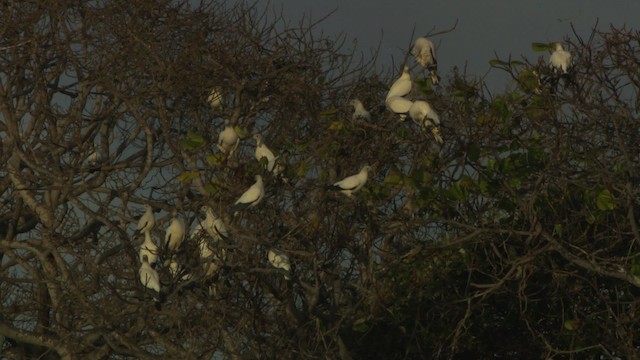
272, 1, 640, 88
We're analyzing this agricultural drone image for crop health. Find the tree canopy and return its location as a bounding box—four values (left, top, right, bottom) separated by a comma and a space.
1, 1, 639, 359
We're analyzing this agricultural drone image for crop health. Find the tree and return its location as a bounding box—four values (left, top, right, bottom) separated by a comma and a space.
1, 0, 639, 358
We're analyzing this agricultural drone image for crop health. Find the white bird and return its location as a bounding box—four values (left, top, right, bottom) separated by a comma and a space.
409, 100, 443, 144
350, 99, 371, 120
328, 166, 371, 197
194, 223, 226, 277
208, 87, 223, 109
231, 175, 265, 213
139, 230, 159, 265
253, 134, 277, 172
386, 66, 412, 100
200, 206, 229, 241
137, 204, 155, 234
412, 37, 439, 85
168, 259, 192, 280
267, 248, 291, 280
549, 42, 571, 74
218, 120, 240, 155
139, 255, 160, 300
164, 214, 185, 252
385, 96, 413, 121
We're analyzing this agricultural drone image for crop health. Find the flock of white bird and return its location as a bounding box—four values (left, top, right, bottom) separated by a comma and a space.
137, 37, 572, 302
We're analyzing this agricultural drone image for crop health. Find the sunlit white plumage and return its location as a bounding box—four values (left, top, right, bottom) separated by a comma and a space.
409, 100, 443, 144
139, 230, 159, 265
350, 99, 371, 120
549, 42, 571, 74
200, 206, 229, 241
164, 215, 185, 252
139, 255, 160, 297
218, 120, 240, 155
412, 37, 439, 85
329, 166, 371, 197
268, 248, 291, 280
231, 175, 265, 213
208, 87, 223, 109
253, 134, 277, 172
137, 204, 155, 234
386, 66, 412, 100
385, 96, 413, 121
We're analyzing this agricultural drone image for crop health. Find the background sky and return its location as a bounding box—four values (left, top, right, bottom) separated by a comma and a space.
270, 0, 640, 89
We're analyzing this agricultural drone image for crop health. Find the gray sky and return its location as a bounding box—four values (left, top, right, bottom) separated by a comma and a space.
272, 1, 639, 88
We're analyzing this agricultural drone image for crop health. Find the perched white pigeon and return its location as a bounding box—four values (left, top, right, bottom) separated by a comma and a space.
231, 175, 265, 213
200, 206, 229, 241
168, 259, 192, 280
195, 224, 226, 277
409, 100, 443, 144
208, 87, 223, 109
385, 96, 413, 121
267, 248, 291, 280
253, 134, 277, 172
549, 42, 571, 74
218, 120, 240, 155
412, 37, 439, 85
139, 254, 160, 299
164, 214, 185, 252
329, 166, 371, 197
350, 99, 371, 120
386, 66, 412, 100
137, 204, 155, 234
139, 230, 159, 265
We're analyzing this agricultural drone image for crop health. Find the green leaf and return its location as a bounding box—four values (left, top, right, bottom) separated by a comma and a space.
320, 108, 338, 117
554, 224, 563, 237
179, 131, 205, 149
564, 320, 577, 331
449, 181, 467, 201
395, 125, 409, 139
328, 121, 344, 131
206, 154, 224, 166
203, 183, 217, 195
384, 168, 403, 186
178, 171, 199, 182
531, 42, 552, 52
596, 189, 616, 211
234, 126, 249, 138
452, 90, 466, 99
630, 262, 640, 277
352, 322, 369, 333
489, 59, 509, 68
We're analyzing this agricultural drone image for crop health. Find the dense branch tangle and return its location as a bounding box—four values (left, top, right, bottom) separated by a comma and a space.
1, 1, 640, 359
0, 1, 370, 358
